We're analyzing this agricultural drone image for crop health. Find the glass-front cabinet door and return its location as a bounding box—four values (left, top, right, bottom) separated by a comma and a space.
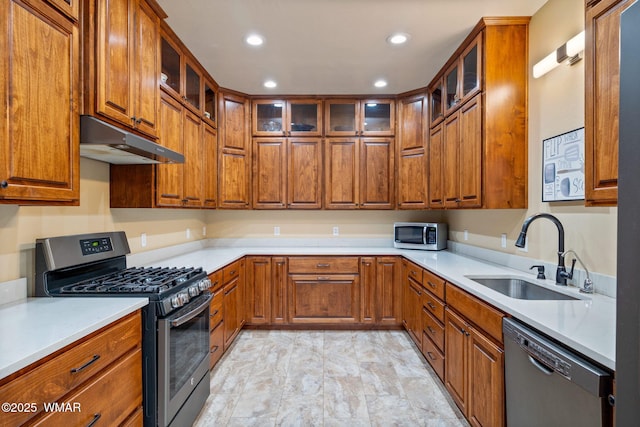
460, 34, 482, 104
361, 100, 395, 136
429, 78, 444, 127
161, 35, 182, 97
444, 62, 460, 115
204, 81, 216, 126
253, 100, 286, 136
184, 60, 201, 111
288, 100, 322, 136
325, 100, 359, 136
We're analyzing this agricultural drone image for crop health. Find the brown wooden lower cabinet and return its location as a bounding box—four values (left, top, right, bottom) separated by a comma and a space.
444, 306, 505, 427
288, 274, 360, 323
222, 259, 245, 350
0, 311, 142, 426
246, 256, 272, 324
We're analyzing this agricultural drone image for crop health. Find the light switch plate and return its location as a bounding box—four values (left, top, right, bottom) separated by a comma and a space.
501, 233, 507, 248
333, 226, 339, 236
274, 226, 280, 236
141, 233, 147, 247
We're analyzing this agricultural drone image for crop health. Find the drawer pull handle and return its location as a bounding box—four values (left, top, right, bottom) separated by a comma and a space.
211, 345, 219, 354
411, 270, 417, 276
427, 326, 436, 335
427, 302, 436, 310
229, 270, 236, 276
316, 263, 330, 268
71, 354, 100, 373
427, 281, 437, 289
86, 413, 101, 427
426, 351, 437, 361
318, 276, 331, 281
210, 310, 219, 317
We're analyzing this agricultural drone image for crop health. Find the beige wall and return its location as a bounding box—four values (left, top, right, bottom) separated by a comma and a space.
0, 158, 207, 284
0, 0, 617, 287
445, 0, 617, 276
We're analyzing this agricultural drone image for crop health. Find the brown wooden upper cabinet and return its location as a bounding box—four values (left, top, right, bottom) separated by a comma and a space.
427, 17, 528, 209
443, 34, 482, 116
252, 137, 323, 209
47, 0, 79, 21
397, 93, 428, 209
252, 99, 322, 137
160, 30, 206, 115
324, 137, 395, 209
203, 80, 217, 128
1, 0, 80, 205
90, 0, 161, 138
428, 77, 445, 128
325, 99, 395, 137
585, 0, 633, 206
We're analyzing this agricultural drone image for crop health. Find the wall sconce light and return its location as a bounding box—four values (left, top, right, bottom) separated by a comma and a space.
533, 30, 585, 78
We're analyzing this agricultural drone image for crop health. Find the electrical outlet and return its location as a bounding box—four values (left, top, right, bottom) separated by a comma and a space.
202, 226, 207, 237
186, 228, 191, 239
464, 229, 469, 241
332, 226, 339, 236
141, 233, 147, 247
501, 233, 507, 248
274, 226, 280, 236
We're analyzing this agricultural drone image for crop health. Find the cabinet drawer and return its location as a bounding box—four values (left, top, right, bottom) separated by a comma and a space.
422, 307, 445, 352
288, 257, 359, 274
422, 332, 445, 381
423, 290, 445, 322
446, 283, 504, 344
0, 311, 141, 426
208, 269, 223, 292
423, 269, 446, 300
210, 288, 224, 328
404, 262, 423, 284
223, 259, 243, 283
33, 348, 142, 427
209, 320, 224, 369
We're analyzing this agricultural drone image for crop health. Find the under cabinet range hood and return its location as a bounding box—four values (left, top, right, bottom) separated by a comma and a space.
79, 116, 184, 164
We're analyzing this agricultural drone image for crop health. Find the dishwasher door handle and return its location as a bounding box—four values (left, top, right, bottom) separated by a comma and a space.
528, 355, 554, 375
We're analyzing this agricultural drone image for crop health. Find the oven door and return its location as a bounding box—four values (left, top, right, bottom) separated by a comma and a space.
157, 293, 212, 427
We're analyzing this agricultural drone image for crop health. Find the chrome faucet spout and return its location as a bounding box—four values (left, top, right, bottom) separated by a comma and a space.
515, 213, 568, 286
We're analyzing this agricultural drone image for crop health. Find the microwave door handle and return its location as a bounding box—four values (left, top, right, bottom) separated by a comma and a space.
170, 294, 212, 327
423, 227, 428, 245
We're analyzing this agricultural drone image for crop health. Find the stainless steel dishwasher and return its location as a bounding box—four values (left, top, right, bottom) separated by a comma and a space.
503, 318, 612, 427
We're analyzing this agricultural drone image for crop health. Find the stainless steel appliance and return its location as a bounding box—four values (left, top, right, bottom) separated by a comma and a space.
80, 115, 185, 164
503, 318, 612, 427
35, 231, 211, 427
393, 222, 447, 250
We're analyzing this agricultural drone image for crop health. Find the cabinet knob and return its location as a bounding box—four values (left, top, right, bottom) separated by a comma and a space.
131, 116, 137, 123
0, 180, 7, 189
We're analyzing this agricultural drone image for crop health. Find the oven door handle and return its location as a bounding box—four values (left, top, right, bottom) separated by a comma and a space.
170, 294, 212, 327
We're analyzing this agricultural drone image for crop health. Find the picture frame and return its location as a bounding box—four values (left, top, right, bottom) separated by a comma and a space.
542, 127, 585, 202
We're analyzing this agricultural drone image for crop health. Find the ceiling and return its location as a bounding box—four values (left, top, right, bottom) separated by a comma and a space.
157, 0, 548, 96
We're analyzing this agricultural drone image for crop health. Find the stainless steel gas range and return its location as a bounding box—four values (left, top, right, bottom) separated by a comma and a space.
35, 231, 211, 427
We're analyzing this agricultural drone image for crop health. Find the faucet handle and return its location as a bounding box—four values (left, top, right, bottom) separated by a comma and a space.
580, 277, 594, 294
530, 265, 546, 280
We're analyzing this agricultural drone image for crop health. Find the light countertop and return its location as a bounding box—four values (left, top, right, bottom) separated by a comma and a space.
0, 297, 148, 381
141, 245, 616, 370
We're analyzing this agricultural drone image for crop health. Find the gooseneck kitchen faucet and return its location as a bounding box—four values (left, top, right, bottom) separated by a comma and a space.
515, 213, 573, 286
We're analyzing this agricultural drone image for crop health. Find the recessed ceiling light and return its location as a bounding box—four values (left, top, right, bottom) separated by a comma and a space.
387, 33, 410, 45
374, 80, 388, 88
245, 34, 264, 46
264, 80, 277, 88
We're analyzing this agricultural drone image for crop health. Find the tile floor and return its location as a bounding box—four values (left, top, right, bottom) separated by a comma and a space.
194, 330, 468, 427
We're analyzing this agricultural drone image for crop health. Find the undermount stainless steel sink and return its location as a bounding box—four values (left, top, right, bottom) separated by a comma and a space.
467, 277, 580, 301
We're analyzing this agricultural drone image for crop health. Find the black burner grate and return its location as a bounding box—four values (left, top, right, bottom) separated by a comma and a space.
60, 266, 202, 294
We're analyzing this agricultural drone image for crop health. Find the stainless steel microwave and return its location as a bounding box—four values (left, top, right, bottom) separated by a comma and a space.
394, 222, 448, 250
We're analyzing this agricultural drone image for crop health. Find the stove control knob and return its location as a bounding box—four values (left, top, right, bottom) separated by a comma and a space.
171, 295, 181, 308
188, 285, 199, 297
199, 278, 211, 291
178, 292, 190, 305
